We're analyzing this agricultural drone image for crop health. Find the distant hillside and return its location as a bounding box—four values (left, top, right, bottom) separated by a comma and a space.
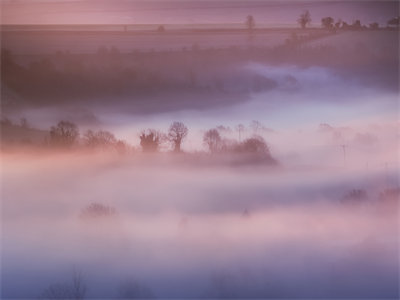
1, 119, 49, 146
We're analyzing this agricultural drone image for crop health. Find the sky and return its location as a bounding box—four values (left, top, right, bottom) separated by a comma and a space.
1, 0, 399, 26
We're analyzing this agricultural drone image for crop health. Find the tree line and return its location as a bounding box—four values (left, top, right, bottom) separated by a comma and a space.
1, 118, 276, 162
245, 11, 399, 30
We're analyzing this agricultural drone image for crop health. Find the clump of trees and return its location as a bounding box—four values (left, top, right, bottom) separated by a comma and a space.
235, 136, 269, 154
202, 126, 276, 164
140, 129, 164, 152
318, 15, 400, 31
387, 16, 399, 27
45, 120, 129, 153
49, 121, 79, 148
139, 122, 188, 153
82, 129, 128, 153
83, 130, 116, 148
321, 17, 334, 29
2, 117, 278, 164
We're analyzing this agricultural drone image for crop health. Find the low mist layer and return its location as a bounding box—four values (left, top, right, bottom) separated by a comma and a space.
1, 153, 399, 298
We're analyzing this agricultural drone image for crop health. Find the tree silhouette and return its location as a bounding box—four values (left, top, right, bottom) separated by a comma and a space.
352, 20, 362, 29
298, 10, 311, 29
335, 19, 342, 29
321, 17, 334, 29
203, 129, 222, 153
236, 136, 270, 155
49, 121, 79, 148
387, 17, 400, 27
168, 121, 188, 153
297, 10, 311, 29
140, 129, 163, 152
83, 130, 116, 149
369, 22, 379, 30
341, 21, 350, 30
245, 15, 255, 31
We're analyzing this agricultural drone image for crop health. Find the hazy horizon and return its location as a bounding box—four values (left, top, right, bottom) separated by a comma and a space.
1, 0, 398, 26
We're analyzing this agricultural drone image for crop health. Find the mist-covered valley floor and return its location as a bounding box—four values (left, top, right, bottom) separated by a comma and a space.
1, 151, 399, 299
1, 1, 400, 298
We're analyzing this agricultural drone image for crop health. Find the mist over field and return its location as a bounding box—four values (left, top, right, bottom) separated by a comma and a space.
2, 152, 399, 298
1, 0, 399, 299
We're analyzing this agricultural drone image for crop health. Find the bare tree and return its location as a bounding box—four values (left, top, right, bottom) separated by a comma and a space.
168, 121, 188, 153
245, 15, 255, 31
49, 121, 79, 148
298, 10, 311, 29
83, 130, 117, 149
203, 129, 222, 153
